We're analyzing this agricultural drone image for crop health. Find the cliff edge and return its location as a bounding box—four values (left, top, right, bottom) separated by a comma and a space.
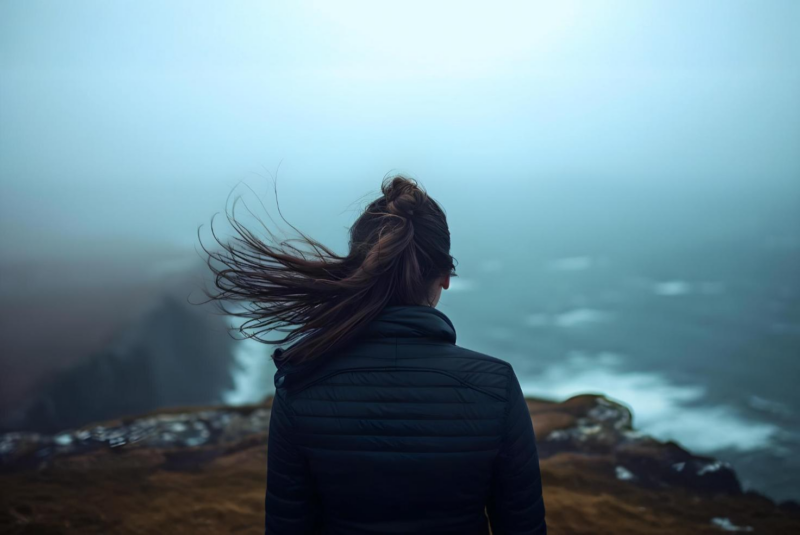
1, 395, 798, 534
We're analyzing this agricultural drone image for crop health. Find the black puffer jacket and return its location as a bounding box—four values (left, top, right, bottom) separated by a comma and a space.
265, 305, 546, 535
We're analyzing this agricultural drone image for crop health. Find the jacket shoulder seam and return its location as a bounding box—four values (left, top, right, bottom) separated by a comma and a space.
452, 345, 514, 367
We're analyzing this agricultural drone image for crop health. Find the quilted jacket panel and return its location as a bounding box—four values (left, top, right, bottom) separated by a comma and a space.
265, 305, 546, 535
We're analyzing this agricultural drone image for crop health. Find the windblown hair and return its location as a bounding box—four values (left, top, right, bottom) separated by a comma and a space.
200, 175, 457, 365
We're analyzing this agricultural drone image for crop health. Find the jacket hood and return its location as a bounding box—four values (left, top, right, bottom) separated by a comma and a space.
271, 305, 457, 389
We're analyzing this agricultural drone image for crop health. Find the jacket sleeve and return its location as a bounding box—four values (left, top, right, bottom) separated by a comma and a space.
265, 389, 320, 534
486, 367, 547, 535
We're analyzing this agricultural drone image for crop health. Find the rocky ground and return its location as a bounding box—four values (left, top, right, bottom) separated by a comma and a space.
1, 394, 798, 534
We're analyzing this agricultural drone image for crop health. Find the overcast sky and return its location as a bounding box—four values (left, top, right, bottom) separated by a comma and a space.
1, 0, 798, 261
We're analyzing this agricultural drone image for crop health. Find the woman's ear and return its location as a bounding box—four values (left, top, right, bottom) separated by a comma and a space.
442, 274, 450, 290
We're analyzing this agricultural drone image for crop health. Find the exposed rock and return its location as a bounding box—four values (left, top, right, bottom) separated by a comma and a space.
528, 395, 742, 495
1, 402, 271, 472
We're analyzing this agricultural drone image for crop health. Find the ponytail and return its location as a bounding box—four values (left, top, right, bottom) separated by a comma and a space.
200, 175, 457, 364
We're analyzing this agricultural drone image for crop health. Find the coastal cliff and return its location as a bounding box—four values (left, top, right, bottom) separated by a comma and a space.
1, 395, 798, 534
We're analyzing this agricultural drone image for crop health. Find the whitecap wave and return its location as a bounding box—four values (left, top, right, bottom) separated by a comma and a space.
520, 351, 779, 452
223, 318, 276, 404
547, 256, 593, 272
653, 280, 692, 296
448, 278, 477, 292
523, 308, 611, 328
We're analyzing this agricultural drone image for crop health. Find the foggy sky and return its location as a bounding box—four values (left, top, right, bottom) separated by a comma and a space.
1, 0, 798, 262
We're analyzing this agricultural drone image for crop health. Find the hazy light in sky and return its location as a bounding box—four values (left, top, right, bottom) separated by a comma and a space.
0, 0, 798, 257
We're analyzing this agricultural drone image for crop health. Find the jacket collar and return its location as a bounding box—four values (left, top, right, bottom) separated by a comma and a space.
272, 305, 457, 386
357, 305, 457, 344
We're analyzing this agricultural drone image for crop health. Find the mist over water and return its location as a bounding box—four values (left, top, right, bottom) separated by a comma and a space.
1, 0, 799, 501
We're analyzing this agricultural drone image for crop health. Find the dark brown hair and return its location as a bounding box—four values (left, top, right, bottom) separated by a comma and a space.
200, 175, 457, 365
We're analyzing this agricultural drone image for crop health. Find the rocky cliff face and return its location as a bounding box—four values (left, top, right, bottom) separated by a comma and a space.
1, 395, 798, 534
1, 296, 236, 434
